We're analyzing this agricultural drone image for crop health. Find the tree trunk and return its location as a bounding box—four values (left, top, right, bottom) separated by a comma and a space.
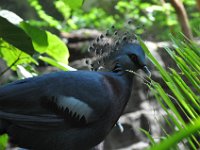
170, 0, 193, 39
196, 0, 200, 11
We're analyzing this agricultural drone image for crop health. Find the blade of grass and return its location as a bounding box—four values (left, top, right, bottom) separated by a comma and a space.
139, 36, 199, 149
149, 84, 183, 129
140, 128, 156, 145
138, 37, 194, 124
149, 117, 200, 150
170, 69, 200, 111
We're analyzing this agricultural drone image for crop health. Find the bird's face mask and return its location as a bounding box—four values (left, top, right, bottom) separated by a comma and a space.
117, 43, 151, 77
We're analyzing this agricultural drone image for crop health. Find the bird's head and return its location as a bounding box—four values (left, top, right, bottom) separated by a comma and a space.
113, 42, 151, 76
89, 24, 150, 76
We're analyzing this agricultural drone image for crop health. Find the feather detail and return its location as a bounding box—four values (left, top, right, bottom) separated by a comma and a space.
89, 22, 139, 71
0, 111, 62, 123
54, 96, 94, 123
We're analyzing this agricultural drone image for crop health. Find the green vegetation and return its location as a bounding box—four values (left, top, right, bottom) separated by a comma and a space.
0, 14, 70, 75
27, 0, 199, 40
0, 0, 199, 149
138, 34, 200, 149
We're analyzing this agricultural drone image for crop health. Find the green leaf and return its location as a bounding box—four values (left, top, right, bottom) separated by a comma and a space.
63, 0, 84, 9
0, 16, 35, 56
44, 31, 69, 64
0, 134, 8, 150
20, 22, 69, 64
140, 128, 156, 145
151, 81, 185, 128
0, 39, 37, 70
170, 68, 200, 111
140, 34, 200, 149
39, 56, 76, 71
54, 0, 71, 19
149, 117, 200, 150
20, 22, 48, 53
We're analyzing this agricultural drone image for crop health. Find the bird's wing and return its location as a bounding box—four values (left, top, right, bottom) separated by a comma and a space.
0, 111, 63, 128
45, 95, 97, 123
41, 71, 113, 124
0, 71, 112, 128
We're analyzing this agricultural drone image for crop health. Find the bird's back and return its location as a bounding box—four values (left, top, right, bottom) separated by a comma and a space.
0, 70, 132, 150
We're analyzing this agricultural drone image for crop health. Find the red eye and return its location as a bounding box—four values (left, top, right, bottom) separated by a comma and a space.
130, 54, 138, 62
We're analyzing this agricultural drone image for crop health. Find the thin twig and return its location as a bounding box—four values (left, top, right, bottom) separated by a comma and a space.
0, 53, 21, 77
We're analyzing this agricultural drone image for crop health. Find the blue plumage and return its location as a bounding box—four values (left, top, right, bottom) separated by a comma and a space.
0, 29, 150, 150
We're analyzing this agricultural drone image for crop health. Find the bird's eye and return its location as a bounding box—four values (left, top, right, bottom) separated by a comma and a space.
130, 54, 138, 62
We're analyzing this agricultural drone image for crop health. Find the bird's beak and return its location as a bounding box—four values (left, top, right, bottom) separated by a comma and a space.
142, 66, 151, 77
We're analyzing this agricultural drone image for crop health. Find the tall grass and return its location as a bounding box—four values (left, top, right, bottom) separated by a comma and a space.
138, 34, 200, 150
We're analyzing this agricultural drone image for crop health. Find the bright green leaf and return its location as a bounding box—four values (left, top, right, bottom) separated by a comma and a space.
0, 134, 8, 150
140, 128, 156, 145
63, 0, 84, 9
39, 56, 76, 71
149, 117, 200, 150
0, 39, 37, 70
20, 22, 69, 64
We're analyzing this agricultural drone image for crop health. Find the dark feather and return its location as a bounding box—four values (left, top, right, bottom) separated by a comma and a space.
0, 22, 149, 149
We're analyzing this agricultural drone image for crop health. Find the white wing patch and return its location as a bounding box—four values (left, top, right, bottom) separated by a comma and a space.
55, 96, 94, 122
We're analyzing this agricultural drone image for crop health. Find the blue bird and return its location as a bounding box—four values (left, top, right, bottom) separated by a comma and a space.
0, 29, 150, 150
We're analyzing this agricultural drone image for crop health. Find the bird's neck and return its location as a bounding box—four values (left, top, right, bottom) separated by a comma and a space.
107, 69, 134, 123
112, 63, 134, 85
79, 71, 134, 149
104, 70, 134, 116
112, 62, 134, 76
116, 71, 133, 110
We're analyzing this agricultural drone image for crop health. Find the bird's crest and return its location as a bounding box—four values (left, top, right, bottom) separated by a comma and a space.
87, 21, 142, 71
